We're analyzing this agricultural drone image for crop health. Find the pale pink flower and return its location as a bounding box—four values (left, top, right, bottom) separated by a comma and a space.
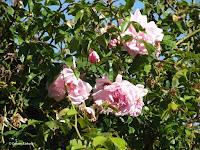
120, 9, 164, 58
85, 107, 95, 116
48, 66, 92, 105
93, 74, 148, 117
109, 38, 118, 47
85, 107, 96, 122
88, 50, 100, 63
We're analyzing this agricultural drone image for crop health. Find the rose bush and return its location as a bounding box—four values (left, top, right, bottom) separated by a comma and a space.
0, 0, 200, 149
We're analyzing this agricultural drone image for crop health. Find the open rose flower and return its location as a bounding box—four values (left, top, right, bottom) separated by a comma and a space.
93, 74, 148, 117
120, 9, 164, 58
48, 66, 92, 105
88, 49, 100, 63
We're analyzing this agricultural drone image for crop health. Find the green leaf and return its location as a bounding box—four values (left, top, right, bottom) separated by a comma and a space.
120, 20, 131, 33
93, 136, 107, 147
47, 64, 63, 85
1, 130, 16, 136
171, 103, 179, 111
67, 109, 78, 116
27, 73, 37, 84
107, 27, 120, 33
69, 38, 79, 52
97, 35, 107, 48
73, 68, 80, 79
71, 145, 86, 150
45, 120, 60, 131
172, 69, 188, 87
185, 129, 191, 139
55, 34, 66, 44
162, 35, 176, 48
175, 20, 187, 35
131, 21, 146, 33
28, 0, 34, 12
122, 35, 133, 43
129, 127, 135, 134
125, 0, 135, 9
186, 102, 195, 110
144, 64, 151, 74
0, 49, 4, 53
184, 95, 195, 100
125, 116, 133, 124
5, 6, 14, 16
95, 2, 106, 11
58, 108, 69, 117
83, 133, 98, 138
109, 137, 127, 150
63, 55, 73, 67
75, 10, 84, 22
28, 119, 43, 126
78, 118, 87, 129
58, 108, 77, 117
141, 40, 156, 55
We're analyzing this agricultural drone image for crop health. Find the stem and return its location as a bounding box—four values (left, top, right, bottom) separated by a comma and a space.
71, 98, 83, 140
176, 28, 200, 45
1, 105, 7, 144
1, 124, 5, 144
166, 0, 177, 12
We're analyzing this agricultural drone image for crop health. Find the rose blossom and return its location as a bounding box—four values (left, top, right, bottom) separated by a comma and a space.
93, 74, 148, 117
48, 66, 92, 105
120, 9, 164, 58
88, 49, 100, 63
109, 38, 118, 47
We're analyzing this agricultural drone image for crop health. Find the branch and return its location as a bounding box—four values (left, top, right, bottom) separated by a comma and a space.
166, 0, 177, 12
176, 28, 200, 45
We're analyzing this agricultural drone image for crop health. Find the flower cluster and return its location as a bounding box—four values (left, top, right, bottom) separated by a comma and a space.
48, 70, 148, 118
110, 9, 164, 58
93, 74, 148, 117
47, 9, 155, 119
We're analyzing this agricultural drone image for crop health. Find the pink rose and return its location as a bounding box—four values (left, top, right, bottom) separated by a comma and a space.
48, 66, 92, 105
109, 38, 118, 47
88, 50, 100, 63
120, 9, 164, 58
93, 74, 148, 117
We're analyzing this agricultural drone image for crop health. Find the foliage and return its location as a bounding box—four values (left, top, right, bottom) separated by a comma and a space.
0, 0, 200, 149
